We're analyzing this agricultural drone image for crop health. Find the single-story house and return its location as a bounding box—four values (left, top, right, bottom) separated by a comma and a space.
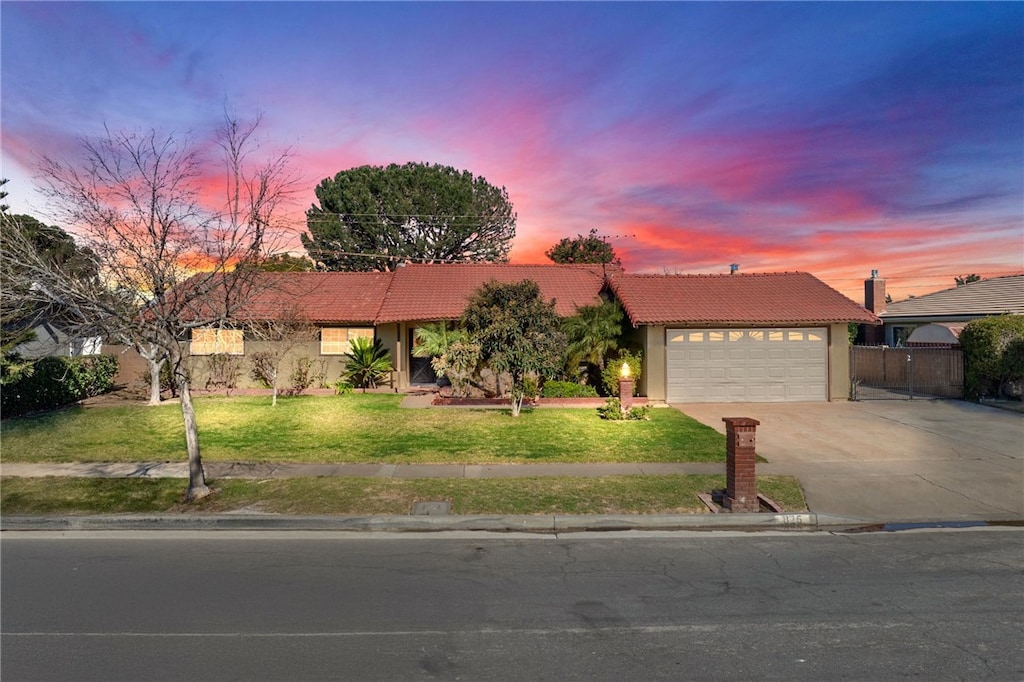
867, 274, 1024, 346
174, 263, 876, 402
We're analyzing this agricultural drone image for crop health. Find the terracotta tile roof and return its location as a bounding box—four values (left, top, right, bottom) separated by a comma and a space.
375, 263, 609, 323
610, 272, 878, 325
238, 272, 393, 323
880, 274, 1024, 319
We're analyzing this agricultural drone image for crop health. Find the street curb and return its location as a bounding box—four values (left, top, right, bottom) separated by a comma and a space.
0, 512, 865, 533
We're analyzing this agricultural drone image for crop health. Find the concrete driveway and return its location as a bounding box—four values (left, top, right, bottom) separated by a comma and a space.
675, 399, 1024, 523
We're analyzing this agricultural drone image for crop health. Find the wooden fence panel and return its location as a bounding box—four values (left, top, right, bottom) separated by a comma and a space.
850, 346, 963, 400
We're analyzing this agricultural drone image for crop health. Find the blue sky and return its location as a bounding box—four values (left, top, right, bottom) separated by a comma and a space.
3, 1, 1021, 300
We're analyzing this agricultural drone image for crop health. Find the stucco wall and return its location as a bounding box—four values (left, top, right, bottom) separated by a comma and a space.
640, 325, 667, 401
827, 322, 851, 401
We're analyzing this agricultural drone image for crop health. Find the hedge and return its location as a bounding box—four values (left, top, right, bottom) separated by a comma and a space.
1, 355, 119, 418
959, 315, 1024, 400
541, 380, 599, 398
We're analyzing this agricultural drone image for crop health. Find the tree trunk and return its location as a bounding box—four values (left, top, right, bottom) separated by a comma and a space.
147, 357, 165, 406
138, 344, 165, 406
511, 394, 523, 417
177, 372, 210, 501
271, 368, 278, 407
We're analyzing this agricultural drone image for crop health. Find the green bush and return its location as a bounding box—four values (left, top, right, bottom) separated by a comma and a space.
343, 337, 394, 390
541, 380, 599, 398
960, 315, 1024, 400
602, 349, 643, 397
596, 397, 650, 421
1, 355, 118, 417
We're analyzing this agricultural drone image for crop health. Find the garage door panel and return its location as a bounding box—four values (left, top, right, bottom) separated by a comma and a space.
667, 327, 828, 403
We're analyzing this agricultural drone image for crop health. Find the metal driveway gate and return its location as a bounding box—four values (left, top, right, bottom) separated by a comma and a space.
850, 346, 964, 400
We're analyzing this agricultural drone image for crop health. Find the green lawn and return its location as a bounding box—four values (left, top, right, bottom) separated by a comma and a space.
0, 394, 725, 464
0, 475, 807, 516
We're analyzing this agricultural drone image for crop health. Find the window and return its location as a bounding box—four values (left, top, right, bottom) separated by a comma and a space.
190, 328, 244, 356
320, 327, 374, 355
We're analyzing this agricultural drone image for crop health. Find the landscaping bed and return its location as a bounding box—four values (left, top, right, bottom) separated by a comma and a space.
431, 396, 649, 408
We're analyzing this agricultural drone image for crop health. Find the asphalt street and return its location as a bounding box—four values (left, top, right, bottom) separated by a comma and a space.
2, 528, 1022, 681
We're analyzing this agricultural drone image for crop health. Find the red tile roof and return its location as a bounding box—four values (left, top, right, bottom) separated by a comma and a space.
610, 272, 878, 325
375, 263, 609, 323
237, 272, 393, 323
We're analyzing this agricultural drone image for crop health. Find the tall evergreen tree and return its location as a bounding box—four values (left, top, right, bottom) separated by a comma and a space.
303, 163, 516, 271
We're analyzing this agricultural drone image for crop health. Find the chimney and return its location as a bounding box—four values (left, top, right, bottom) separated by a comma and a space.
729, 263, 740, 274
862, 270, 886, 345
864, 270, 885, 313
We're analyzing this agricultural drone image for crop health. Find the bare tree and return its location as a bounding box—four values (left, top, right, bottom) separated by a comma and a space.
1, 115, 297, 500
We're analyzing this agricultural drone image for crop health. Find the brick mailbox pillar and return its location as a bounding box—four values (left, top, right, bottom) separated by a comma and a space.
619, 362, 634, 413
722, 417, 760, 513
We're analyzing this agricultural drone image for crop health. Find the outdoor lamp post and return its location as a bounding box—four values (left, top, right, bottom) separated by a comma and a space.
619, 362, 634, 413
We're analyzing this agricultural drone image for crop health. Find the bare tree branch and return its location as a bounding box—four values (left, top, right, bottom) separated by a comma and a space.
4, 114, 298, 500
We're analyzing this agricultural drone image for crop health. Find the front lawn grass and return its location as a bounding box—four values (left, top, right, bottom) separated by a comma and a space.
0, 475, 807, 515
0, 394, 725, 464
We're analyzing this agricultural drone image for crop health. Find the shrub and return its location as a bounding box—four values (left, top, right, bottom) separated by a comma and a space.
249, 351, 276, 388
431, 340, 481, 398
204, 353, 243, 390
290, 357, 318, 393
343, 337, 394, 391
602, 349, 643, 397
596, 397, 650, 421
1, 355, 118, 418
960, 315, 1024, 400
542, 380, 599, 398
332, 379, 354, 396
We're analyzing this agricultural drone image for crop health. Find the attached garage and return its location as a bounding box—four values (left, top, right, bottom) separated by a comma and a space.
609, 272, 879, 403
666, 328, 828, 402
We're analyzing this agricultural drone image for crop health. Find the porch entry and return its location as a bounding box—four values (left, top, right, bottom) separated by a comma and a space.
849, 346, 963, 400
409, 327, 438, 385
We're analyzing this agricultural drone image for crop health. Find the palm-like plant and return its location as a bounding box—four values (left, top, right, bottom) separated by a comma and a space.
413, 322, 470, 361
562, 300, 624, 382
343, 337, 394, 391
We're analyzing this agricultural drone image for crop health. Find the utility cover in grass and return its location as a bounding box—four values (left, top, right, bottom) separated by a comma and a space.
412, 501, 452, 515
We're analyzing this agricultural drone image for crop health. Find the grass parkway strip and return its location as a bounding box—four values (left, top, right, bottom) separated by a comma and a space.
0, 476, 807, 516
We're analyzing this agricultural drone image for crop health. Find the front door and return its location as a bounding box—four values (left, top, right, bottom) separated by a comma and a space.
409, 328, 438, 385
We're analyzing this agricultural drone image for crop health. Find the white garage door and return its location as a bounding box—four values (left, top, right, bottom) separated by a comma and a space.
667, 328, 828, 402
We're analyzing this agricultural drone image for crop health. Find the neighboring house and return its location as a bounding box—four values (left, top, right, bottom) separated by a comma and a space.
172, 264, 875, 402
867, 274, 1024, 346
10, 320, 102, 358
905, 322, 965, 348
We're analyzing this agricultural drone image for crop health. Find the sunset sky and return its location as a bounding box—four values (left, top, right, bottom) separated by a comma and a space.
3, 2, 1021, 302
